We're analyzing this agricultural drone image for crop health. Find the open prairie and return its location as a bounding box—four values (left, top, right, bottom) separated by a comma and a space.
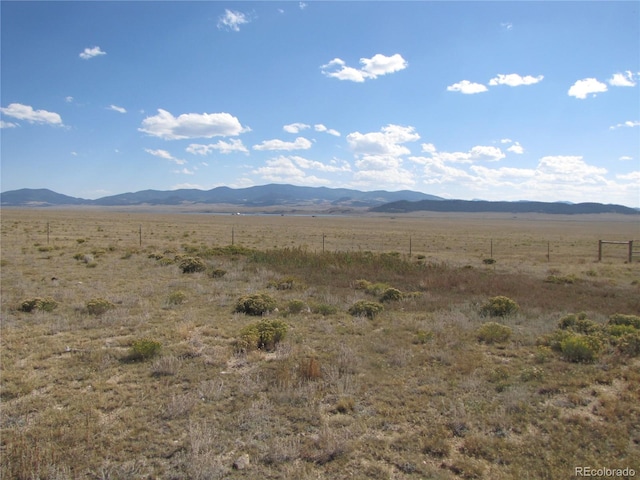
1, 208, 639, 479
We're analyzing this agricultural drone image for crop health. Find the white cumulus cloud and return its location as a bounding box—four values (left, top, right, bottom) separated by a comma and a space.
0, 103, 63, 125
488, 73, 544, 87
79, 46, 106, 60
186, 139, 249, 155
217, 9, 250, 31
608, 71, 637, 87
253, 137, 313, 151
139, 109, 248, 140
568, 78, 608, 99
253, 156, 330, 186
347, 124, 420, 156
314, 124, 341, 136
446, 80, 488, 94
321, 53, 407, 82
283, 122, 310, 134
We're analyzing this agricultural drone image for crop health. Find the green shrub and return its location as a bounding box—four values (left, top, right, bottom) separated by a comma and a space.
616, 332, 640, 357
477, 322, 512, 344
482, 258, 496, 265
129, 338, 162, 361
607, 324, 637, 337
167, 290, 187, 305
544, 274, 578, 284
560, 335, 601, 363
348, 300, 384, 319
287, 299, 307, 314
479, 296, 519, 317
86, 298, 115, 316
413, 330, 434, 344
208, 268, 227, 278
235, 293, 277, 316
607, 313, 640, 330
558, 313, 600, 334
380, 287, 403, 303
536, 329, 575, 352
237, 319, 288, 352
311, 303, 338, 316
19, 297, 58, 313
179, 256, 207, 273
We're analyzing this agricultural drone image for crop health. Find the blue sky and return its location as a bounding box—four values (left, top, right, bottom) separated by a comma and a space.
1, 1, 639, 207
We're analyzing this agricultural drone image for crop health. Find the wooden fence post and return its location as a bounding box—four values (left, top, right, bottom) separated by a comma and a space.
598, 240, 603, 262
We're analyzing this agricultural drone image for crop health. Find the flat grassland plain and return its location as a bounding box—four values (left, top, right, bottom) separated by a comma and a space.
1, 208, 639, 479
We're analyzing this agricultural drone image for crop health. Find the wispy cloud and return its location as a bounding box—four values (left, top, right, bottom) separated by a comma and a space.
186, 139, 248, 155
283, 122, 310, 134
1, 120, 18, 128
79, 46, 106, 60
139, 109, 248, 140
609, 120, 640, 130
321, 53, 407, 82
568, 78, 608, 99
107, 104, 126, 114
0, 103, 63, 125
253, 137, 312, 151
314, 124, 341, 136
217, 9, 250, 32
145, 148, 187, 165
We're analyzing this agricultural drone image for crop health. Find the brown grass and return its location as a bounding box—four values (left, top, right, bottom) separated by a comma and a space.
1, 208, 639, 479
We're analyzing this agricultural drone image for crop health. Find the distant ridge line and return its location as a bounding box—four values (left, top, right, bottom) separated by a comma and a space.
1, 186, 637, 214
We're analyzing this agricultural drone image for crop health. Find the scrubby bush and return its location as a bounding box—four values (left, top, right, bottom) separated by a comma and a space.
477, 322, 512, 344
287, 299, 307, 314
560, 335, 601, 363
129, 338, 162, 361
607, 313, 640, 330
86, 298, 115, 315
167, 290, 187, 305
479, 296, 519, 317
311, 303, 338, 316
380, 287, 403, 303
235, 293, 277, 316
348, 300, 384, 319
208, 268, 227, 278
237, 319, 288, 352
19, 297, 58, 313
616, 332, 640, 357
413, 330, 434, 344
179, 256, 207, 273
558, 312, 600, 335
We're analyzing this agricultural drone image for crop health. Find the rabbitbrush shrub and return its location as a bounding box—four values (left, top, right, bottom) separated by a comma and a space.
234, 293, 277, 316
19, 297, 58, 313
480, 295, 519, 317
477, 322, 512, 344
237, 319, 288, 352
380, 287, 403, 303
129, 338, 162, 361
348, 300, 384, 319
86, 298, 115, 315
560, 335, 601, 363
179, 256, 207, 273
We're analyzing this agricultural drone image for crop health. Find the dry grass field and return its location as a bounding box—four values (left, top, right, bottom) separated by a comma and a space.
1, 208, 639, 479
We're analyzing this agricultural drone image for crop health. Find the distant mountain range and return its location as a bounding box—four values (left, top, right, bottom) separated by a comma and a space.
371, 199, 639, 215
1, 185, 637, 215
0, 185, 441, 208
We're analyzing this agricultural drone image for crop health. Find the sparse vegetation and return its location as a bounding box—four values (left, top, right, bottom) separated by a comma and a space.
236, 318, 288, 352
19, 296, 58, 312
479, 295, 519, 317
179, 256, 207, 273
2, 209, 639, 479
234, 292, 277, 316
85, 297, 115, 315
348, 300, 384, 319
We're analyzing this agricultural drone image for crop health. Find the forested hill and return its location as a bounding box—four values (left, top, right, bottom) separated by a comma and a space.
370, 199, 639, 215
